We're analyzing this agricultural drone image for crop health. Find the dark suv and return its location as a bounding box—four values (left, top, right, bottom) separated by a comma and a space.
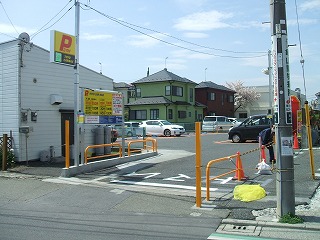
228, 114, 273, 143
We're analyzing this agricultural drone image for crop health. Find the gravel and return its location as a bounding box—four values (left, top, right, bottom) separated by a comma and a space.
252, 186, 320, 221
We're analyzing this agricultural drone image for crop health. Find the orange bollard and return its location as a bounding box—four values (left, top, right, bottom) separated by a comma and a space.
233, 152, 248, 180
293, 133, 299, 149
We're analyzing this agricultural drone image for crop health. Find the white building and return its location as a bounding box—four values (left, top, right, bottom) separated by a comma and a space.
0, 39, 114, 162
234, 85, 306, 120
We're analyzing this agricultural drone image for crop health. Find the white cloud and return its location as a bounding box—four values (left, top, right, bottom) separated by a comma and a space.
82, 33, 113, 40
300, 0, 320, 11
183, 32, 209, 39
287, 18, 318, 26
0, 23, 36, 35
127, 33, 164, 47
173, 10, 233, 31
171, 49, 213, 60
82, 19, 108, 27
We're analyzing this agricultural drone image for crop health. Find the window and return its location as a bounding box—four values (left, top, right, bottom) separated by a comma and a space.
129, 110, 146, 120
189, 88, 193, 102
172, 86, 183, 96
208, 92, 215, 100
188, 112, 191, 117
128, 89, 135, 98
178, 111, 186, 118
168, 109, 173, 119
239, 113, 248, 119
229, 95, 234, 103
150, 109, 159, 120
165, 86, 171, 96
136, 88, 141, 97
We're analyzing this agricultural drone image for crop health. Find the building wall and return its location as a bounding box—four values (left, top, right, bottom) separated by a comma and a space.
0, 41, 20, 154
1, 40, 114, 162
195, 88, 234, 117
234, 85, 306, 120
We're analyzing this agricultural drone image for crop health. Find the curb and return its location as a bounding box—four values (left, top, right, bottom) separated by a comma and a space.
222, 218, 320, 231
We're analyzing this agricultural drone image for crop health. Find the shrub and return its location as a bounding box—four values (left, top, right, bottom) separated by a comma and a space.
0, 148, 16, 169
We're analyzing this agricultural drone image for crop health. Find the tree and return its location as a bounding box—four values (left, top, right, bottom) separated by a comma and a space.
226, 80, 261, 112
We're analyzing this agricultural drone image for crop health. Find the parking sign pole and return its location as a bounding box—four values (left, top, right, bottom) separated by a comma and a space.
270, 0, 295, 217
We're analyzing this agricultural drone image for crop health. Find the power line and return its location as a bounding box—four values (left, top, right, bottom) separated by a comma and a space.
82, 3, 267, 59
294, 0, 307, 97
0, 0, 19, 35
31, 0, 74, 40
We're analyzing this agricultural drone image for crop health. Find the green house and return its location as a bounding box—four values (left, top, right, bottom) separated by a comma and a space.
126, 68, 205, 127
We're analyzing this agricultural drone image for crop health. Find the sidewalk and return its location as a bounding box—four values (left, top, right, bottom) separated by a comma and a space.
213, 147, 320, 239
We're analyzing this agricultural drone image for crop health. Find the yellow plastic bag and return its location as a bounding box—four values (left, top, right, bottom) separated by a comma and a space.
233, 184, 266, 202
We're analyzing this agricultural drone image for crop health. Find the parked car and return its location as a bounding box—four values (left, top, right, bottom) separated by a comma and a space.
140, 120, 185, 137
228, 117, 242, 127
112, 122, 143, 137
202, 116, 233, 131
228, 114, 273, 143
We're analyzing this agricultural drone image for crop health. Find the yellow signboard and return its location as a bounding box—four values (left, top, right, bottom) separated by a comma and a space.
50, 30, 76, 65
83, 90, 123, 124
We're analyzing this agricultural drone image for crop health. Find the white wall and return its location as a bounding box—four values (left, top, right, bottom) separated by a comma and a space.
1, 40, 114, 161
0, 41, 20, 154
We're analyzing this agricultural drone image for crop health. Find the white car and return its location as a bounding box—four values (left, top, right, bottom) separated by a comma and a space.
140, 120, 185, 137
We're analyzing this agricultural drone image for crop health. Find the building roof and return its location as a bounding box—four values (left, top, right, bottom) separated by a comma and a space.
113, 82, 132, 88
195, 81, 235, 92
133, 68, 196, 84
125, 97, 206, 108
125, 96, 172, 106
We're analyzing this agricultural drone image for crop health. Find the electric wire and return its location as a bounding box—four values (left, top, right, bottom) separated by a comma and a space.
31, 0, 74, 40
294, 0, 307, 97
0, 0, 19, 35
82, 3, 267, 59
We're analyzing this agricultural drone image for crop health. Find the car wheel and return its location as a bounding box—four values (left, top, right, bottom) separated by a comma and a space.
231, 134, 242, 143
164, 129, 171, 137
127, 131, 133, 137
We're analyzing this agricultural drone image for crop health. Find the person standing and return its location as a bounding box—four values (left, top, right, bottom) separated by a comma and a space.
259, 125, 276, 163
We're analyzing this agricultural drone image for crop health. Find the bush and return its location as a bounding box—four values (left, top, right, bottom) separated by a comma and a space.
0, 148, 16, 169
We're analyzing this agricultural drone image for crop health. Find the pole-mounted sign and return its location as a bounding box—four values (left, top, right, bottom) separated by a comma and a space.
270, 0, 295, 218
50, 30, 76, 66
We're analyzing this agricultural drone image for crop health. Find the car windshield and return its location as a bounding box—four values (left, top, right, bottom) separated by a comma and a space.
160, 120, 172, 125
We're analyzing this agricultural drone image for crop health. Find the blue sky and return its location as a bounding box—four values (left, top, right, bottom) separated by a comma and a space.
1, 0, 319, 101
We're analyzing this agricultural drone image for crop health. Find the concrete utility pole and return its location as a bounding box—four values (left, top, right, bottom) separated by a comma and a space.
270, 0, 295, 217
74, 0, 80, 166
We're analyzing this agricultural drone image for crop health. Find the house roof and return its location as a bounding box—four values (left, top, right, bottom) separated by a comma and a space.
113, 82, 132, 88
125, 96, 172, 106
195, 81, 235, 92
133, 68, 196, 84
125, 97, 206, 108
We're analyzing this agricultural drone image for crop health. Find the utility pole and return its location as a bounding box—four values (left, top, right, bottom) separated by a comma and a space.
270, 0, 295, 217
74, 0, 80, 166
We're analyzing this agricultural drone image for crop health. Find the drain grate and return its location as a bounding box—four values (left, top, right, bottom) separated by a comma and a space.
216, 224, 261, 236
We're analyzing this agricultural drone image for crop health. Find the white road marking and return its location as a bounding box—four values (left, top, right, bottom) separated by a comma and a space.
124, 172, 161, 179
163, 174, 191, 182
110, 179, 218, 191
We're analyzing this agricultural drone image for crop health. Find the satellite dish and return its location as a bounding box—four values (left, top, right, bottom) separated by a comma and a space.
19, 32, 30, 43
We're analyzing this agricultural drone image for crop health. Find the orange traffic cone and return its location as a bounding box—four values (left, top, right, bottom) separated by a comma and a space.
293, 133, 299, 149
233, 152, 248, 181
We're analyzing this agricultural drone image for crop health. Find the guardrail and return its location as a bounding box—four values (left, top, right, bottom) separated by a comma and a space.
127, 138, 157, 156
206, 152, 246, 201
84, 143, 122, 164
